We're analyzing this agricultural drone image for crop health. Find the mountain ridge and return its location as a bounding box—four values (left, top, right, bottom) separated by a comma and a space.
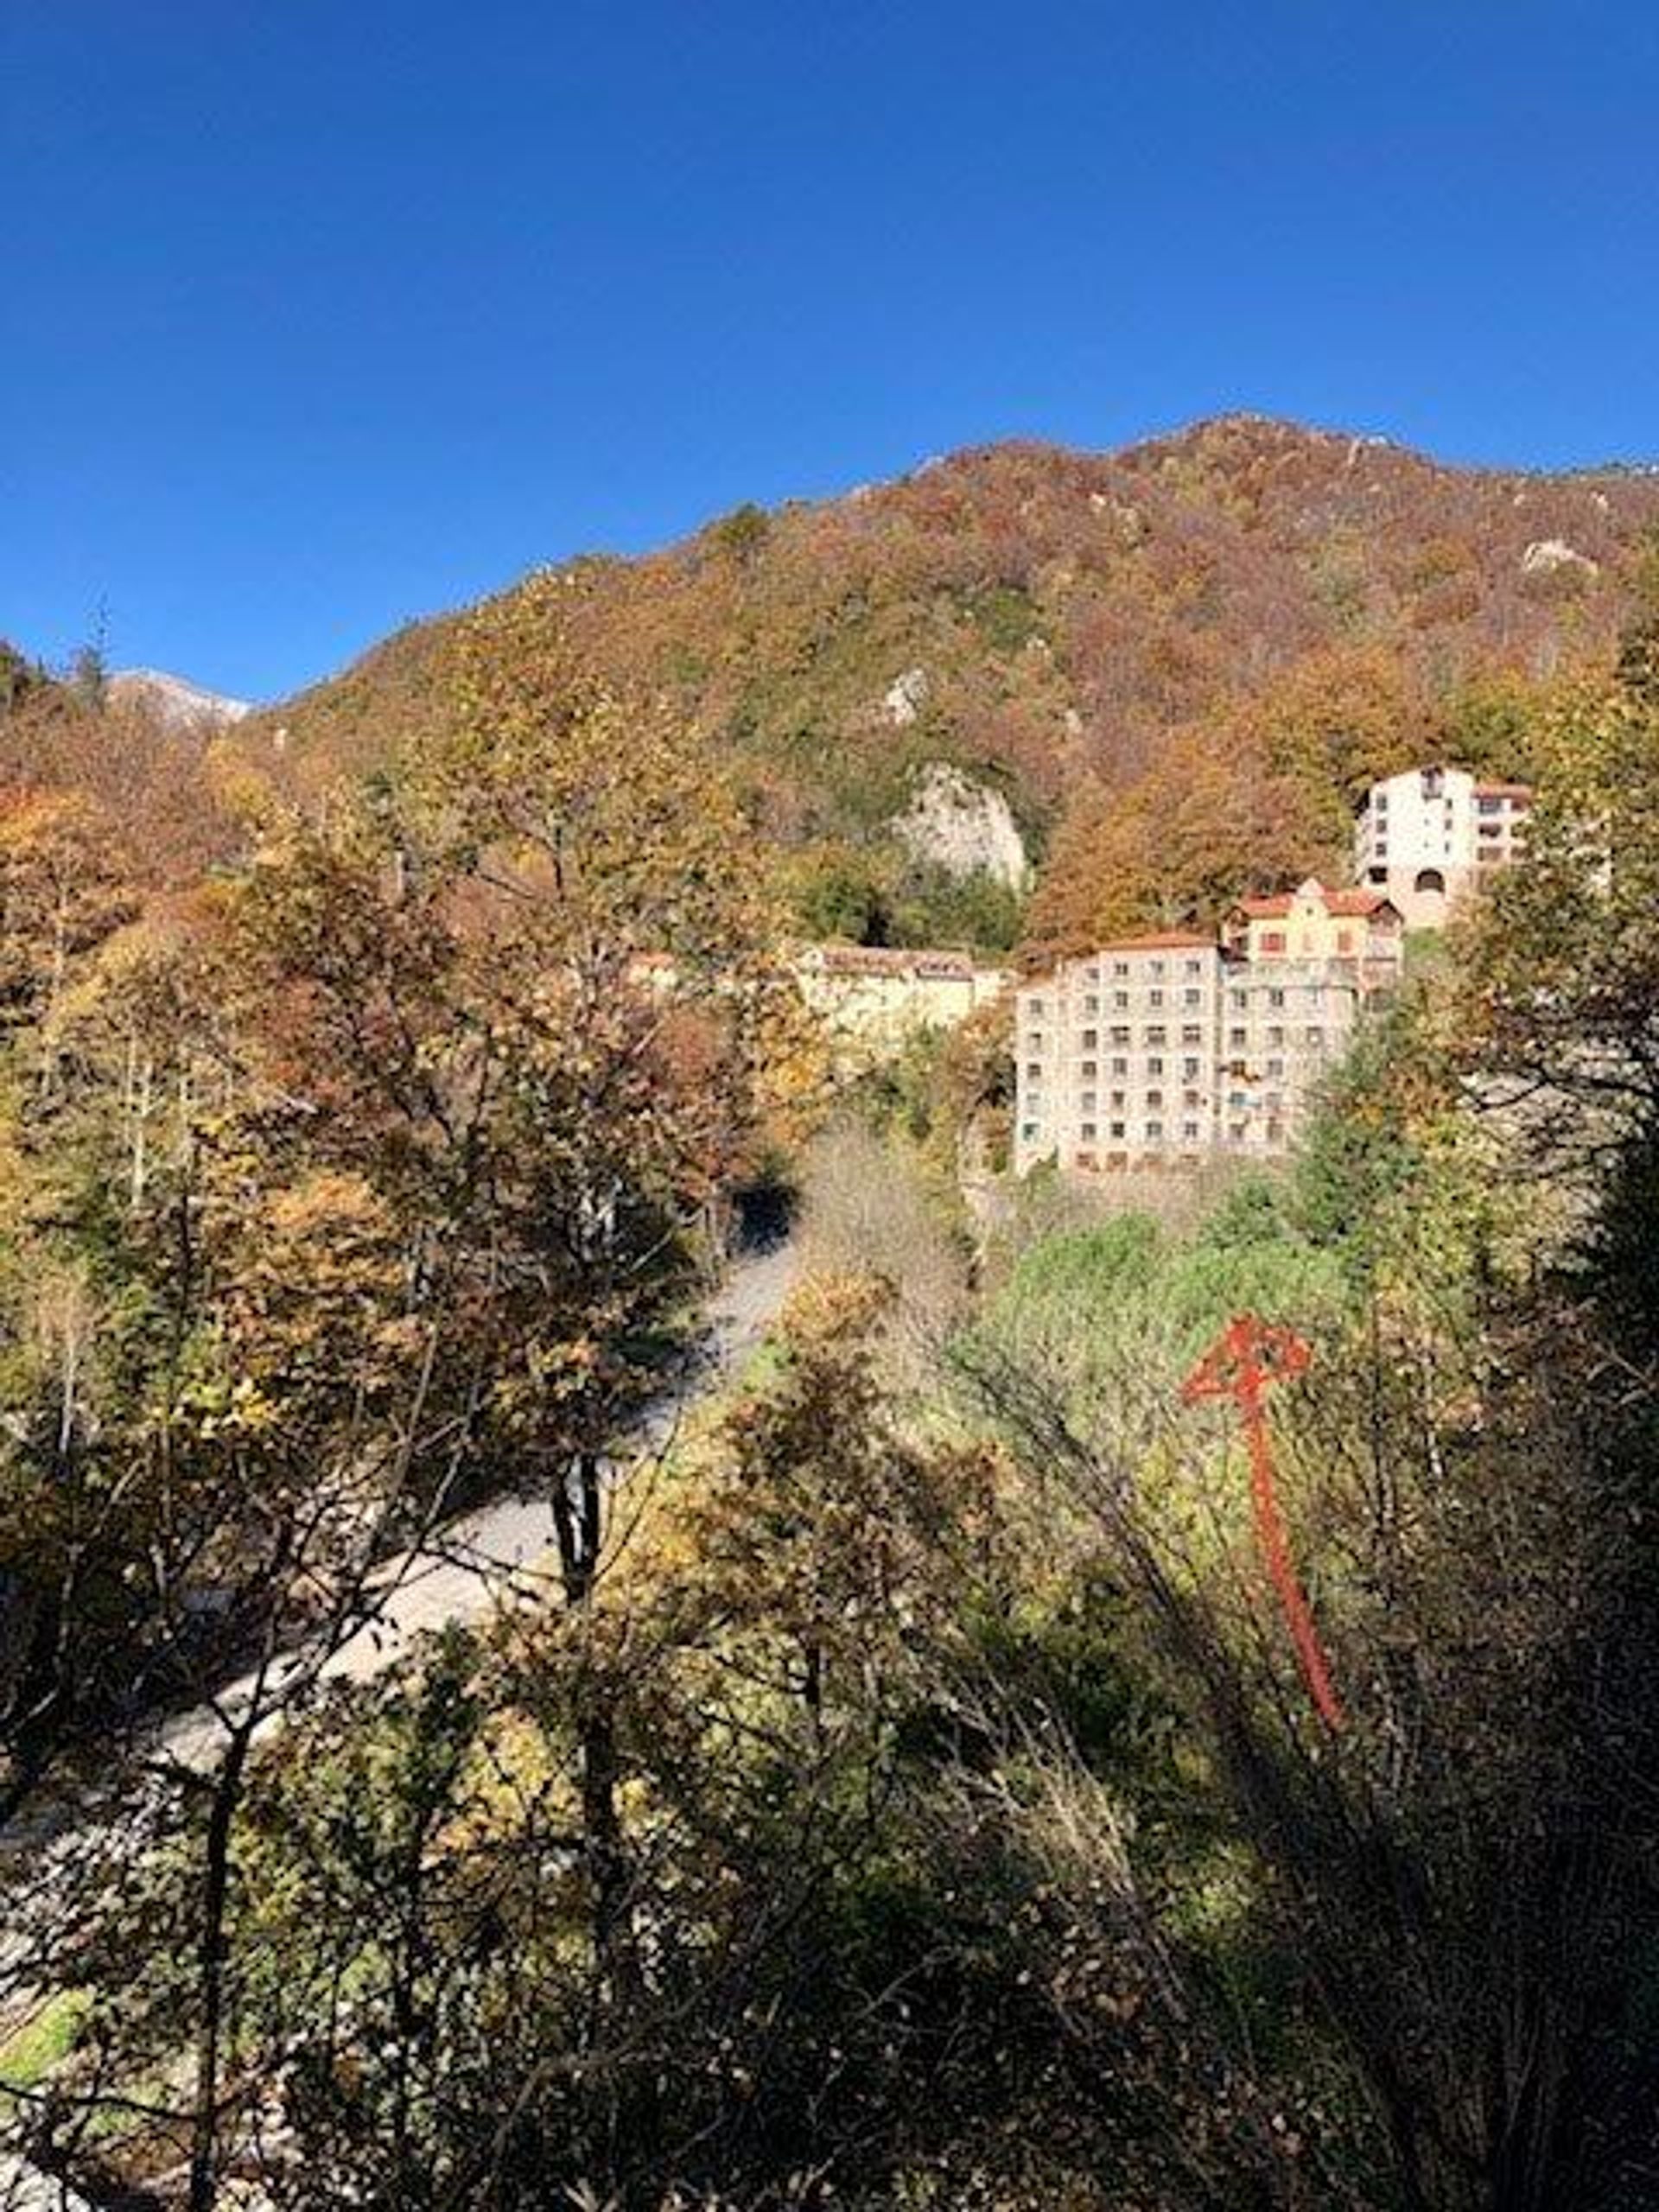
232, 416, 1658, 941
108, 667, 252, 730
250, 411, 1659, 757
0, 410, 1613, 952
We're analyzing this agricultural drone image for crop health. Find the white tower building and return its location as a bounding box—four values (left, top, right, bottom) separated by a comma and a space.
1352, 765, 1530, 927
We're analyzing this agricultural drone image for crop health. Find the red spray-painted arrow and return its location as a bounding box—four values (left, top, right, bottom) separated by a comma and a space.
1182, 1315, 1344, 1732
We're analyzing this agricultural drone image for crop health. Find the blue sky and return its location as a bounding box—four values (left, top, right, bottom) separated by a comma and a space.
5, 1, 1656, 702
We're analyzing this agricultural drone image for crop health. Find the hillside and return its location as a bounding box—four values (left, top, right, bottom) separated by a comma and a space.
229, 416, 1659, 944
0, 645, 236, 889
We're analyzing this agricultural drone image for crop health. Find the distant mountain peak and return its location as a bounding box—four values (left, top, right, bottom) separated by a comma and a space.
109, 668, 252, 731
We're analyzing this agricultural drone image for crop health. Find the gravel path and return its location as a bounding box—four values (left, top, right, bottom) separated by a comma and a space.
159, 1231, 800, 1765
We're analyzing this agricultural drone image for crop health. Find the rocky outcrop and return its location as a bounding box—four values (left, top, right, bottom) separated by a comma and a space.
109, 668, 251, 730
1520, 538, 1599, 580
881, 667, 930, 726
893, 762, 1029, 889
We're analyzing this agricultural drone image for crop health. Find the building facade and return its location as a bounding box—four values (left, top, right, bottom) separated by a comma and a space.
1014, 931, 1226, 1175
1224, 878, 1411, 976
1014, 887, 1403, 1176
1353, 765, 1531, 927
795, 944, 1007, 1054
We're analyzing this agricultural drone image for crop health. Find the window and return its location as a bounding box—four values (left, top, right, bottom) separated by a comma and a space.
1230, 1027, 1247, 1048
1147, 1089, 1164, 1109
1145, 1120, 1164, 1141
1181, 1023, 1203, 1044
1109, 1121, 1126, 1140
1267, 1057, 1284, 1078
1262, 931, 1286, 954
1111, 1056, 1128, 1076
1185, 958, 1204, 976
1020, 1122, 1040, 1141
1184, 1087, 1204, 1108
1268, 987, 1285, 1007
1149, 960, 1166, 977
1337, 930, 1353, 954
1147, 1056, 1164, 1077
1025, 998, 1045, 1017
1026, 1062, 1042, 1078
1112, 961, 1129, 976
1083, 994, 1099, 1013
1230, 988, 1247, 1010
1182, 1057, 1200, 1079
1079, 1059, 1097, 1077
1374, 791, 1389, 812
1306, 1026, 1324, 1046
1110, 1090, 1126, 1108
1080, 1091, 1096, 1112
1148, 988, 1165, 1007
1110, 1025, 1130, 1045
1081, 1027, 1098, 1049
1113, 988, 1129, 1008
1268, 1026, 1285, 1047
1145, 1025, 1166, 1046
1184, 987, 1203, 1006
1478, 794, 1502, 816
1079, 1122, 1096, 1141
1182, 1120, 1200, 1141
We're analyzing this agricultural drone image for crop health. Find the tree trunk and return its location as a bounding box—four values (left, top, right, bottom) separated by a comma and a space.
188, 1723, 251, 2212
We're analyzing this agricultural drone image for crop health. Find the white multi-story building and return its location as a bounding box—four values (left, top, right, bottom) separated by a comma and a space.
1015, 931, 1226, 1175
1353, 765, 1531, 926
1014, 887, 1404, 1176
1215, 960, 1373, 1154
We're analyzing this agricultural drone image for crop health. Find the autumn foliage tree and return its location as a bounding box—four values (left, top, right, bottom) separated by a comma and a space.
1026, 736, 1327, 960
219, 582, 794, 1567
1027, 646, 1542, 962
0, 598, 809, 2206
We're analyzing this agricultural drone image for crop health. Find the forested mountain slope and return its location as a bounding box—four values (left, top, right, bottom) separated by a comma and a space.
238, 415, 1659, 952
9, 428, 1659, 2210
13, 416, 1659, 953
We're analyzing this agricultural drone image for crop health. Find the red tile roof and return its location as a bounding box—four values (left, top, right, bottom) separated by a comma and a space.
1323, 888, 1396, 917
1474, 780, 1532, 801
1231, 882, 1393, 920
